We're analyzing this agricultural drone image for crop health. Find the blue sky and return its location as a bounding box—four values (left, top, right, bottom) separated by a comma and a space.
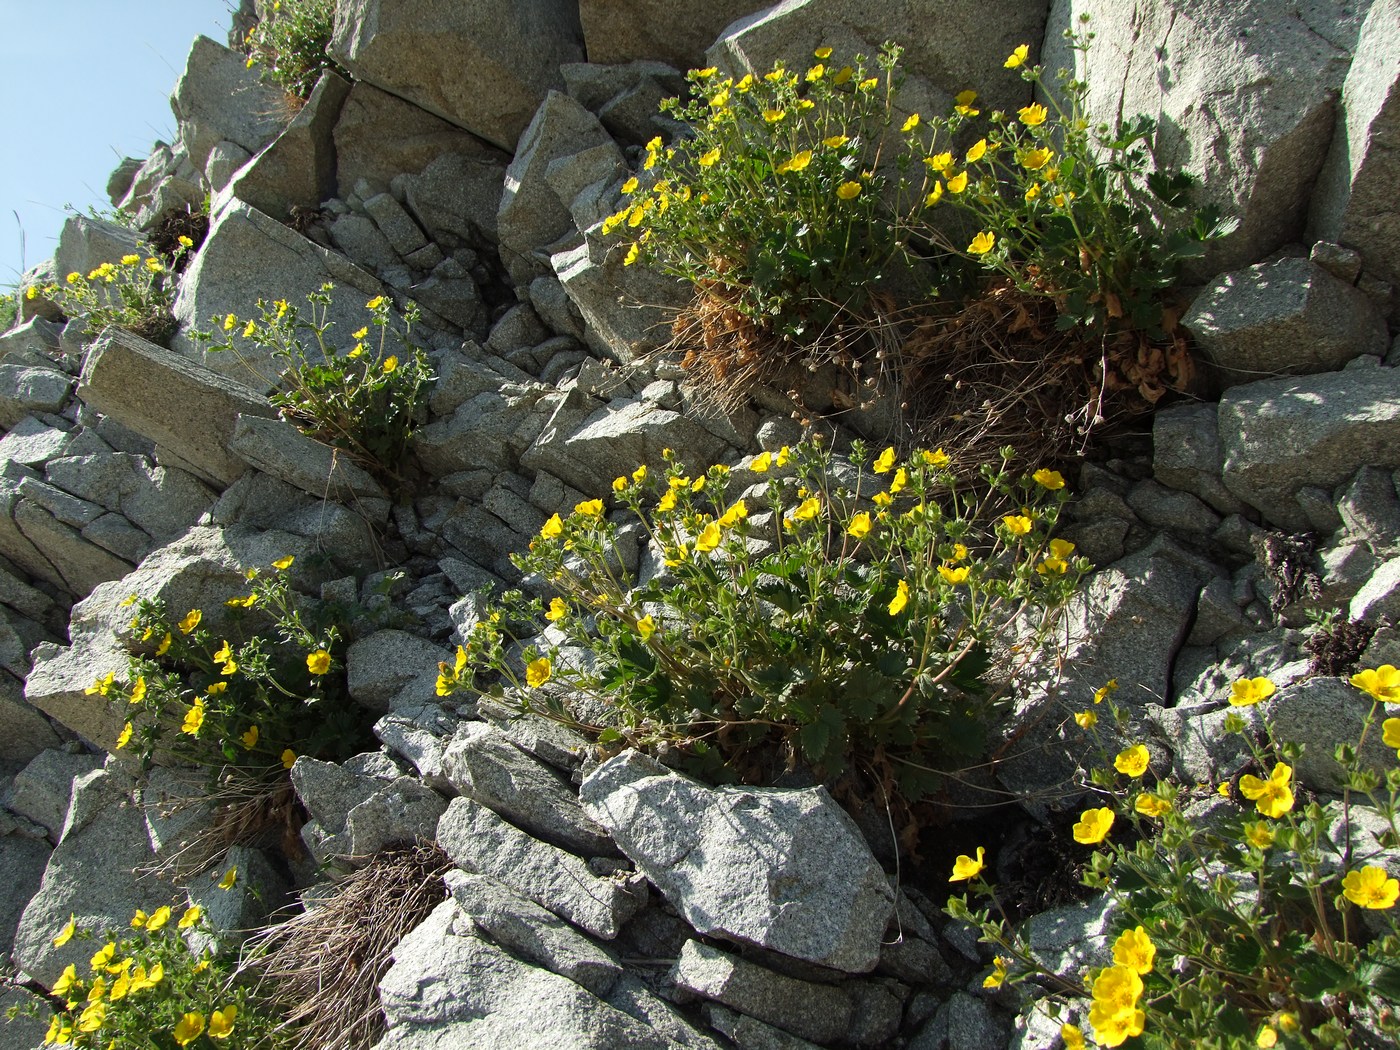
0, 1, 233, 285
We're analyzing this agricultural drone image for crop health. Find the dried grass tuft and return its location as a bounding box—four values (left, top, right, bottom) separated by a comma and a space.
244, 842, 451, 1050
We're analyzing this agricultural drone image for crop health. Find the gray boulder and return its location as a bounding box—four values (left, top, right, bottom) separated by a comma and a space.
345, 630, 453, 714
375, 899, 673, 1049
499, 92, 621, 289
171, 35, 288, 172
1042, 0, 1370, 272
670, 939, 854, 1045
1151, 403, 1248, 515
223, 69, 352, 223
77, 325, 277, 488
227, 413, 388, 511
6, 749, 104, 841
581, 750, 893, 973
170, 201, 391, 388
1219, 366, 1400, 531
444, 869, 623, 995
332, 81, 509, 212
402, 152, 509, 248
0, 363, 73, 427
551, 226, 688, 363
709, 0, 1047, 132
1310, 0, 1400, 288
442, 721, 615, 856
331, 0, 585, 153
435, 797, 643, 939
0, 675, 62, 765
53, 216, 141, 296
579, 2, 758, 70
0, 417, 74, 468
12, 766, 178, 986
0, 821, 50, 962
1183, 257, 1388, 386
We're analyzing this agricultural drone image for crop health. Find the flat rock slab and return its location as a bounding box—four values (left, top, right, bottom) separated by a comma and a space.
376, 899, 673, 1049
670, 939, 854, 1045
436, 797, 642, 939
580, 750, 893, 973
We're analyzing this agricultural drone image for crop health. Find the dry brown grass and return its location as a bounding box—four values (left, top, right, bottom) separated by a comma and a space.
244, 842, 451, 1050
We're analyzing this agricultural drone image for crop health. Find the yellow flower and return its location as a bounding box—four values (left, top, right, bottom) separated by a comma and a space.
837, 181, 863, 200
54, 917, 77, 947
814, 46, 833, 59
1112, 926, 1156, 974
131, 909, 147, 929
694, 67, 717, 78
925, 183, 944, 207
1022, 147, 1054, 170
382, 355, 399, 373
776, 150, 813, 174
823, 135, 849, 148
218, 867, 238, 890
1002, 514, 1033, 536
872, 491, 893, 508
144, 257, 164, 274
178, 235, 194, 247
1049, 538, 1076, 560
902, 113, 920, 132
698, 148, 721, 168
983, 956, 1008, 988
636, 614, 656, 641
735, 74, 753, 92
954, 89, 980, 116
1033, 468, 1065, 489
613, 476, 628, 493
1239, 762, 1294, 818
792, 497, 821, 521
1134, 792, 1171, 818
208, 1006, 237, 1040
623, 242, 641, 267
1088, 965, 1145, 1047
53, 963, 78, 999
128, 962, 163, 992
1073, 807, 1115, 844
709, 87, 730, 108
1062, 1024, 1086, 1050
546, 597, 568, 622
78, 1001, 105, 1033
1004, 44, 1030, 68
718, 500, 747, 528
352, 326, 369, 339
177, 609, 202, 634
156, 631, 173, 654
967, 231, 995, 255
1114, 744, 1150, 778
128, 675, 147, 704
89, 941, 115, 971
949, 845, 986, 881
1342, 865, 1399, 909
181, 700, 205, 736
178, 906, 202, 929
939, 564, 970, 585
1383, 717, 1400, 749
888, 579, 910, 615
574, 498, 604, 518
307, 650, 332, 675
1258, 1026, 1278, 1048
1243, 821, 1275, 849
887, 467, 908, 495
657, 489, 678, 513
540, 514, 564, 539
965, 139, 987, 163
116, 723, 133, 748
806, 64, 825, 81
1018, 102, 1048, 126
173, 1012, 206, 1046
858, 76, 878, 91
1229, 676, 1276, 706
873, 446, 897, 473
926, 152, 954, 175
1075, 710, 1097, 729
281, 749, 296, 769
847, 512, 873, 540
526, 657, 552, 688
366, 296, 387, 310
207, 682, 227, 697
946, 171, 969, 194
621, 177, 639, 195
241, 724, 259, 749
833, 66, 853, 85
1351, 665, 1400, 703
110, 969, 131, 1001
695, 521, 722, 552
146, 906, 172, 932
1094, 679, 1118, 703
1025, 184, 1041, 202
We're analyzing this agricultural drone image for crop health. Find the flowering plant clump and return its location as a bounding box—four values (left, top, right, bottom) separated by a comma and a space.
947, 669, 1400, 1048
25, 238, 196, 348
6, 903, 281, 1049
907, 25, 1234, 334
438, 439, 1087, 808
198, 286, 433, 481
101, 556, 367, 782
241, 0, 341, 100
0, 289, 17, 333
606, 45, 923, 343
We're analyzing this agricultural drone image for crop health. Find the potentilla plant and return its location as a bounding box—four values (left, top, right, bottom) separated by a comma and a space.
438, 439, 1087, 807
26, 239, 195, 348
604, 45, 926, 342
946, 669, 1400, 1049
906, 24, 1234, 334
7, 900, 282, 1049
241, 0, 340, 101
198, 286, 433, 481
99, 555, 365, 785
